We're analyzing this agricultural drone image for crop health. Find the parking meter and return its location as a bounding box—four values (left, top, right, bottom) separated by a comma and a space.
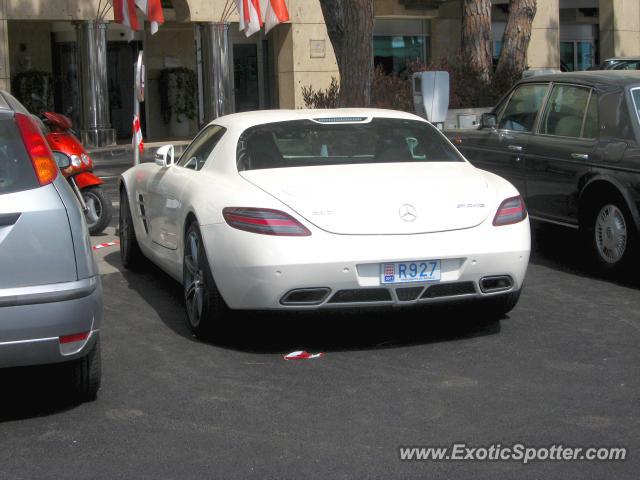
412, 71, 449, 129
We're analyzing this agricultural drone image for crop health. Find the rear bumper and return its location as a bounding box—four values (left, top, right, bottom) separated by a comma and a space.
201, 219, 530, 310
0, 276, 102, 368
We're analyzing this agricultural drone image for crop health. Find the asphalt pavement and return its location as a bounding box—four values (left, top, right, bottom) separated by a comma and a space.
0, 165, 639, 479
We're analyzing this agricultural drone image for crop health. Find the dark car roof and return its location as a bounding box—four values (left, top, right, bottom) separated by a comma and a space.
519, 71, 640, 90
603, 57, 640, 62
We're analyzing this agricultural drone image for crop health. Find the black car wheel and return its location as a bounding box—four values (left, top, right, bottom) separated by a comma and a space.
68, 337, 101, 402
183, 223, 228, 339
119, 188, 145, 270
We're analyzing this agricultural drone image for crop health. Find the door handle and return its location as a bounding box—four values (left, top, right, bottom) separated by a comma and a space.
571, 153, 589, 161
508, 145, 523, 152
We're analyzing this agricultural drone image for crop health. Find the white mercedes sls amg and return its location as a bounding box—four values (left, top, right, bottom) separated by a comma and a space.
119, 109, 530, 337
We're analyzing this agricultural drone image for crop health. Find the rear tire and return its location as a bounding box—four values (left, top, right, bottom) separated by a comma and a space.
183, 222, 229, 339
68, 338, 101, 402
83, 186, 112, 235
119, 187, 145, 270
581, 196, 637, 273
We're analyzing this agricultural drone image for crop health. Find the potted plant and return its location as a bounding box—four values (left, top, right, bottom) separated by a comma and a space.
159, 67, 197, 137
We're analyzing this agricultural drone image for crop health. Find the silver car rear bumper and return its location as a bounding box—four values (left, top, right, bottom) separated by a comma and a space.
0, 276, 102, 368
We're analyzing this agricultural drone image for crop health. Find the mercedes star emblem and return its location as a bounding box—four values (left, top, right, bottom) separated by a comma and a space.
399, 204, 417, 222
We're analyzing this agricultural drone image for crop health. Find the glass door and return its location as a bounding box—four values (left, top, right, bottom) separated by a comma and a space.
107, 41, 143, 139
233, 44, 260, 112
52, 42, 82, 130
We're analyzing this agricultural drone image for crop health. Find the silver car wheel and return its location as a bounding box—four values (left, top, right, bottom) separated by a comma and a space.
595, 204, 627, 264
184, 231, 205, 328
83, 190, 102, 228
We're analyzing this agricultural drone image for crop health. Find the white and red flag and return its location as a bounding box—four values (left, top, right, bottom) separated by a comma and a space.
235, 0, 263, 37
132, 114, 144, 154
113, 0, 164, 35
113, 0, 140, 31
264, 0, 289, 34
134, 0, 165, 34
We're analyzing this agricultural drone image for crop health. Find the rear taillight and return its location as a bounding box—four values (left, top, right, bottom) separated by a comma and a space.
223, 207, 311, 236
15, 113, 58, 185
59, 332, 90, 344
493, 195, 527, 226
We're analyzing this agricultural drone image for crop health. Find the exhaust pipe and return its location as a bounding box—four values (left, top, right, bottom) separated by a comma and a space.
280, 288, 331, 306
479, 276, 513, 293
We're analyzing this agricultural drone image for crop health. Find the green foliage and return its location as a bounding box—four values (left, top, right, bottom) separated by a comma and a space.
11, 71, 54, 114
301, 77, 340, 109
159, 67, 197, 124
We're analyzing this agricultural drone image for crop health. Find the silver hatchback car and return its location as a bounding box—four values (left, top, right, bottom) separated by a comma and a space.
0, 91, 102, 401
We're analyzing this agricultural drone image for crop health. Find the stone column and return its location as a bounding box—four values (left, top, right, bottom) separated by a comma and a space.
75, 21, 115, 147
199, 22, 232, 123
0, 4, 9, 92
526, 0, 560, 70
599, 0, 640, 59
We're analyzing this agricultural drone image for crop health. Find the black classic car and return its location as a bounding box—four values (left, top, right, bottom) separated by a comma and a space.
589, 57, 640, 71
448, 71, 640, 272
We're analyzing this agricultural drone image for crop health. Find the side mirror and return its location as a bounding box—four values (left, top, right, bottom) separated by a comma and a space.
155, 144, 175, 167
480, 113, 497, 129
53, 151, 71, 169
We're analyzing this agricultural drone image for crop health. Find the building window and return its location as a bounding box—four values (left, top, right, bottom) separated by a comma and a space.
373, 19, 430, 76
561, 41, 595, 71
493, 40, 503, 60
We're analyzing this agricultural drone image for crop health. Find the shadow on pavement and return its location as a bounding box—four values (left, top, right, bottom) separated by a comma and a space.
103, 251, 504, 355
0, 364, 85, 422
529, 221, 639, 289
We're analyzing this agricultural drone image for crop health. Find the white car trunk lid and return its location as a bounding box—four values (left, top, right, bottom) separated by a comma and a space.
240, 163, 494, 235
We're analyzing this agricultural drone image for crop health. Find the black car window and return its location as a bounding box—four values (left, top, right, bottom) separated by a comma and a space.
497, 83, 548, 132
540, 84, 591, 138
582, 92, 599, 139
237, 118, 464, 171
615, 61, 640, 70
0, 117, 39, 195
177, 125, 226, 171
632, 88, 640, 124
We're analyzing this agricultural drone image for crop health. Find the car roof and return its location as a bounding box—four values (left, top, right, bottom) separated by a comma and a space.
518, 70, 640, 90
603, 57, 640, 62
0, 91, 11, 111
210, 108, 427, 130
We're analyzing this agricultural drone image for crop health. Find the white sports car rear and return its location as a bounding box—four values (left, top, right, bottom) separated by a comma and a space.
119, 109, 530, 337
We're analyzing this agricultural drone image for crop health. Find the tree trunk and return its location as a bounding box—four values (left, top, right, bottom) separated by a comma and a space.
462, 0, 493, 86
319, 0, 374, 107
495, 0, 537, 81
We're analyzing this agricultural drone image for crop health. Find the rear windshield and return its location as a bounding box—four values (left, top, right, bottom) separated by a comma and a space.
0, 117, 38, 195
237, 118, 463, 171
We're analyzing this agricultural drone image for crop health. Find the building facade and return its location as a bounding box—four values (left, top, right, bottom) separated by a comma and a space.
1, 0, 639, 146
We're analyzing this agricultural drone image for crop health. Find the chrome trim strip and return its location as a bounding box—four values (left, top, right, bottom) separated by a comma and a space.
0, 276, 98, 307
529, 214, 579, 229
0, 337, 56, 346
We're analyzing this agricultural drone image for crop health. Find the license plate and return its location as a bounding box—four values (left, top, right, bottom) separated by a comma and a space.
380, 260, 441, 284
